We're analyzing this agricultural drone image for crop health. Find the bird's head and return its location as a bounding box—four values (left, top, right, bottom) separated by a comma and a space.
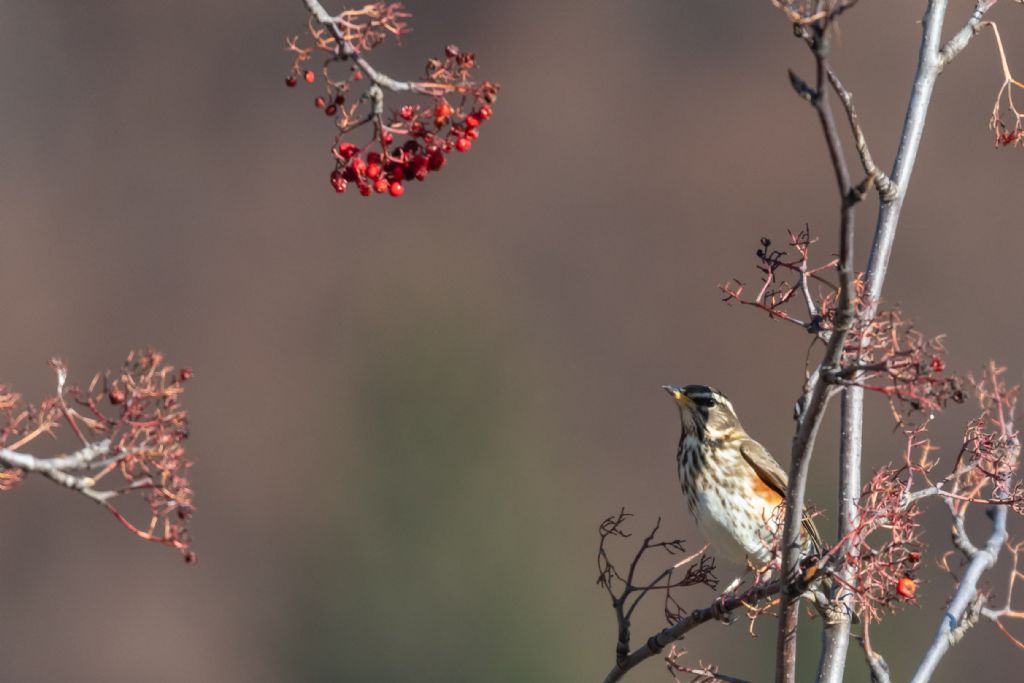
662, 384, 743, 439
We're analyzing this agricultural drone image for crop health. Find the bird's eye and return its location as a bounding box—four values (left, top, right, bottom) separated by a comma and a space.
696, 396, 717, 408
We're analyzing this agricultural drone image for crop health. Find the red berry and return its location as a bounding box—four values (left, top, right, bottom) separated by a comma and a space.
350, 157, 367, 175
381, 131, 394, 145
897, 577, 916, 599
455, 137, 472, 152
358, 183, 372, 197
325, 104, 337, 116
366, 162, 382, 179
466, 128, 479, 140
304, 70, 315, 83
334, 94, 345, 105
389, 181, 405, 197
338, 142, 358, 159
428, 150, 446, 171
352, 69, 363, 81
374, 178, 389, 194
330, 170, 347, 193
179, 367, 194, 382
413, 166, 429, 181
400, 105, 414, 121
314, 96, 326, 109
465, 114, 480, 129
434, 101, 453, 126
285, 76, 297, 88
410, 121, 424, 136
478, 105, 493, 120
109, 388, 126, 405
930, 356, 946, 373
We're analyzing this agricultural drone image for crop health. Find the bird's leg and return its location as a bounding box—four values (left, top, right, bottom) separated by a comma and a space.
750, 558, 774, 588
722, 574, 745, 596
713, 568, 749, 624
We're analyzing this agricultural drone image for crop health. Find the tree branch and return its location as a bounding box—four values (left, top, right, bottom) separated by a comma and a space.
777, 25, 858, 683
0, 440, 119, 504
301, 0, 452, 96
816, 388, 862, 683
908, 506, 1008, 683
939, 0, 1000, 67
826, 68, 898, 202
601, 581, 781, 683
824, 0, 955, 675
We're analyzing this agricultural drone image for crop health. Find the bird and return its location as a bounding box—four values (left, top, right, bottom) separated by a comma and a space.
663, 384, 823, 568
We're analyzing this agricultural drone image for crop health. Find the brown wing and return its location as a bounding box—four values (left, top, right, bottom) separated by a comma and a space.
740, 440, 824, 554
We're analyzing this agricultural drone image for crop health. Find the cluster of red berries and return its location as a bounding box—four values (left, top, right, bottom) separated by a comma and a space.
325, 102, 493, 196
284, 38, 497, 198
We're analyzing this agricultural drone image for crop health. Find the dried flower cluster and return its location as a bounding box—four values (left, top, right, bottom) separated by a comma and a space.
838, 364, 1022, 633
722, 229, 965, 421
0, 351, 195, 561
285, 2, 499, 197
839, 460, 925, 624
840, 308, 966, 420
768, 0, 860, 26
981, 21, 1024, 148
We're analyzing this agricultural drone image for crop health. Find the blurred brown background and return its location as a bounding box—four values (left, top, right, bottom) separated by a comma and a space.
0, 1, 1020, 681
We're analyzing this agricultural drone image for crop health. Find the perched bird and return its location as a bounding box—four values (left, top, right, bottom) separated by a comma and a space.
663, 384, 822, 567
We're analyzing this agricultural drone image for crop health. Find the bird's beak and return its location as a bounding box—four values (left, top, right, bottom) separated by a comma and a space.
662, 385, 688, 401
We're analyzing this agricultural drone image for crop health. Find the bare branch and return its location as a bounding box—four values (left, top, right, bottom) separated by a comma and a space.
825, 68, 898, 202
939, 0, 1000, 66
597, 513, 718, 679
777, 23, 859, 683
602, 581, 781, 683
830, 0, 963, 676
908, 506, 1007, 682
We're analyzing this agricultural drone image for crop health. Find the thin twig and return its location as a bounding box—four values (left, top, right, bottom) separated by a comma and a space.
826, 68, 898, 202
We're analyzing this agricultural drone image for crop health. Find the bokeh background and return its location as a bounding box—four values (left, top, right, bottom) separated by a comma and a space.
0, 1, 1021, 681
